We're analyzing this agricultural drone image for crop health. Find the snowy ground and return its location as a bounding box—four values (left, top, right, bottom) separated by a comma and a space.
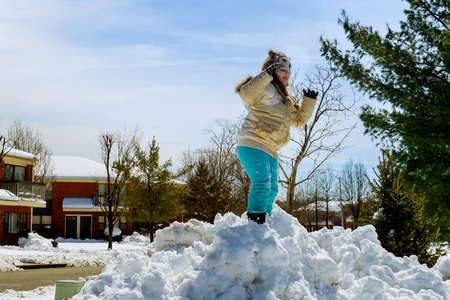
0, 205, 449, 300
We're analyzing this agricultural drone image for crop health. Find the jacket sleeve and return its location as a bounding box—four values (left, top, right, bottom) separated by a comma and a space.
239, 71, 273, 106
290, 95, 317, 128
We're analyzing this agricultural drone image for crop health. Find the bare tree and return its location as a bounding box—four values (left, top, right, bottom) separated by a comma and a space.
7, 121, 54, 182
278, 65, 358, 213
287, 176, 318, 231
99, 127, 142, 250
181, 119, 249, 223
317, 170, 336, 228
341, 159, 369, 225
0, 134, 12, 168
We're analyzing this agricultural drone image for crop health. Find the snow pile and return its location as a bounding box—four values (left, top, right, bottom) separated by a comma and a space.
122, 232, 150, 245
434, 256, 450, 281
104, 227, 122, 237
73, 206, 450, 300
18, 232, 54, 251
154, 218, 214, 251
0, 234, 150, 272
0, 286, 55, 300
0, 242, 113, 271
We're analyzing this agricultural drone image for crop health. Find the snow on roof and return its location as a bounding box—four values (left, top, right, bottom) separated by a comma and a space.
51, 156, 108, 179
306, 200, 342, 212
63, 197, 96, 208
0, 189, 20, 201
5, 148, 37, 160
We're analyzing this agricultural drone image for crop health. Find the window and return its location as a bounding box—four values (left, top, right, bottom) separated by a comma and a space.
4, 165, 26, 181
97, 184, 127, 205
118, 217, 127, 231
45, 183, 53, 201
98, 215, 126, 231
98, 215, 105, 231
32, 215, 52, 232
4, 212, 27, 234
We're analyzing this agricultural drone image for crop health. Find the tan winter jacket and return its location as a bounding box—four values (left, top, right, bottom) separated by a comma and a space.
236, 70, 317, 158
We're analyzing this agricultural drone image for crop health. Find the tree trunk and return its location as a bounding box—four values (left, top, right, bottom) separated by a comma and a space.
149, 221, 154, 243
107, 213, 114, 250
285, 166, 298, 214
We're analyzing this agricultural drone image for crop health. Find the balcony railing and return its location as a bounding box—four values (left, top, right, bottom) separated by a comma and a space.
2, 181, 46, 201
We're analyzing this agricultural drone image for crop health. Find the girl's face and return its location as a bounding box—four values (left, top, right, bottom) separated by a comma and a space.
275, 69, 290, 87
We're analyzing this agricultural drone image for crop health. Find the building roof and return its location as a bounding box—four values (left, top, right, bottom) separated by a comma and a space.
5, 149, 38, 160
51, 156, 109, 179
305, 200, 342, 212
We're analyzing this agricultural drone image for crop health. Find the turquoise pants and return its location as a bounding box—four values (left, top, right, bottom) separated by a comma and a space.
237, 146, 279, 217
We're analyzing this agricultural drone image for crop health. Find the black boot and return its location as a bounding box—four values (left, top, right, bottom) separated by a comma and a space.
247, 212, 266, 224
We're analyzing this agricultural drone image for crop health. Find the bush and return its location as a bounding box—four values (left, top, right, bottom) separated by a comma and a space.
359, 151, 444, 267
38, 225, 58, 240
17, 230, 30, 239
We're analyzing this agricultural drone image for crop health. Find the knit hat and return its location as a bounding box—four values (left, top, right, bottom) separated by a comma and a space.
262, 49, 291, 74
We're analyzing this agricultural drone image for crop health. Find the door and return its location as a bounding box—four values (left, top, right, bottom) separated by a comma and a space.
80, 216, 92, 240
65, 216, 77, 239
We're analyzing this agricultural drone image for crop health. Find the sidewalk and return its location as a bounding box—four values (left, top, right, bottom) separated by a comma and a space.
0, 265, 104, 293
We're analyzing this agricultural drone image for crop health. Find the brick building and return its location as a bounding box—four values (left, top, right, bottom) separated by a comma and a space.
0, 149, 46, 245
35, 156, 133, 240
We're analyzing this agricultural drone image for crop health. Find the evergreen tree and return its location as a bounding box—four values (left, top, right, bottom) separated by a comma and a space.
183, 153, 246, 223
359, 151, 442, 267
126, 138, 186, 242
184, 159, 217, 222
321, 0, 450, 240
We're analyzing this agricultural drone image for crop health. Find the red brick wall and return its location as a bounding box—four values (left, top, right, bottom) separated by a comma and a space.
0, 206, 32, 246
51, 182, 133, 239
0, 161, 4, 187
52, 182, 98, 238
26, 165, 33, 181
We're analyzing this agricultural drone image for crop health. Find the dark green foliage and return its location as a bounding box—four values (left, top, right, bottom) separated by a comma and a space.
183, 153, 248, 224
184, 159, 219, 223
125, 138, 187, 242
359, 151, 444, 267
321, 0, 450, 240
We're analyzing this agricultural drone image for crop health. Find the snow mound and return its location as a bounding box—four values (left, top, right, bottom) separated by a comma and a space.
18, 232, 54, 251
0, 285, 55, 299
434, 255, 450, 281
104, 227, 122, 237
122, 232, 150, 245
73, 206, 450, 300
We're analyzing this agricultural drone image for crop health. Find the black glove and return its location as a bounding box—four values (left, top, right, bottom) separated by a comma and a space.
303, 89, 319, 99
266, 62, 283, 78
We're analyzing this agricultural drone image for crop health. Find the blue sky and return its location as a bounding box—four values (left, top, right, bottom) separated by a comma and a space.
0, 0, 409, 176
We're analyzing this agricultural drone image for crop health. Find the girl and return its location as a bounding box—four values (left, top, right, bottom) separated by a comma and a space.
235, 50, 318, 224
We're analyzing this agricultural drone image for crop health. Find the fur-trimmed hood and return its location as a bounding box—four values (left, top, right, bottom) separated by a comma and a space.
235, 75, 254, 94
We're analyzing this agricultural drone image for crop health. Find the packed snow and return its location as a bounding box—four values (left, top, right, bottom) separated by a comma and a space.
0, 205, 449, 299
0, 232, 145, 272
